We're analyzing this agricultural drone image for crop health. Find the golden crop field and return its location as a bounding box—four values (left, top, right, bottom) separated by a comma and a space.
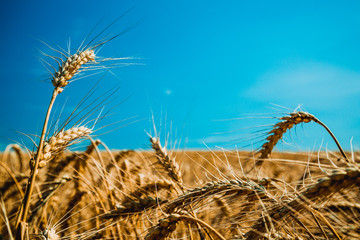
1, 20, 360, 240
1, 145, 359, 239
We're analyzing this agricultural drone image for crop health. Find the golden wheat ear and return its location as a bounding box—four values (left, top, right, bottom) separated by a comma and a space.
30, 126, 92, 170
39, 15, 138, 93
51, 50, 96, 89
255, 111, 349, 168
150, 137, 183, 188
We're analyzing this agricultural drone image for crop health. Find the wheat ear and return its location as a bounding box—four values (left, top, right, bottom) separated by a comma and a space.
28, 176, 71, 224
166, 179, 271, 214
256, 111, 349, 167
150, 137, 183, 188
0, 174, 27, 198
30, 126, 92, 169
52, 50, 95, 89
245, 167, 360, 239
0, 161, 25, 198
62, 190, 87, 233
10, 144, 25, 172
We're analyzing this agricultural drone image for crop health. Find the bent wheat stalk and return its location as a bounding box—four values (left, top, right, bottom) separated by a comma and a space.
0, 161, 24, 198
256, 111, 349, 168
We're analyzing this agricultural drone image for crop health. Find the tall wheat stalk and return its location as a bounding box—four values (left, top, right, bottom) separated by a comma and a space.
16, 45, 96, 239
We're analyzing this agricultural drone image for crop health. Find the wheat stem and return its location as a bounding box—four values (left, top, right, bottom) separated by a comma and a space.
313, 119, 349, 162
309, 209, 329, 240
311, 208, 342, 240
16, 87, 60, 235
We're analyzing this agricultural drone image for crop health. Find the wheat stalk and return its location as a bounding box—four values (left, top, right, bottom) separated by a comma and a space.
1, 196, 14, 240
30, 126, 92, 170
17, 48, 97, 232
256, 111, 349, 168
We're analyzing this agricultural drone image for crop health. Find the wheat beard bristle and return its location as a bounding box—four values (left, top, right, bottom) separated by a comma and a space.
52, 50, 95, 88
30, 126, 92, 169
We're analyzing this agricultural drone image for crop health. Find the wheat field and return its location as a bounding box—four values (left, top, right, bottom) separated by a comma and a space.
1, 21, 360, 240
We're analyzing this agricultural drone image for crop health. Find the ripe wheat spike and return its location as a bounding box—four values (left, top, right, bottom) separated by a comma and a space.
256, 111, 349, 168
52, 50, 95, 89
31, 126, 92, 169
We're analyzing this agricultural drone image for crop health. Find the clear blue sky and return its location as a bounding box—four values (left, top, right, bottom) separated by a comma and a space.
1, 1, 360, 152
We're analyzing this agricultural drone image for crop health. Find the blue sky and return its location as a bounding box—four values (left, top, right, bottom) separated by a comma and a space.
1, 1, 360, 152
